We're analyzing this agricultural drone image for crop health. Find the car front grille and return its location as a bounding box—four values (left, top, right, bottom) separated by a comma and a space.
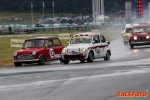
67, 49, 80, 53
140, 36, 144, 41
17, 54, 33, 60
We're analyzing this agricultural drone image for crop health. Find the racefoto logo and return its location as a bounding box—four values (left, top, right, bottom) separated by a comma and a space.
117, 92, 148, 98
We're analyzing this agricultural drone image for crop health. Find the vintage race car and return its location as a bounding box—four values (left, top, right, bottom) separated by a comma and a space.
129, 25, 150, 49
61, 32, 111, 64
13, 36, 64, 66
122, 23, 139, 44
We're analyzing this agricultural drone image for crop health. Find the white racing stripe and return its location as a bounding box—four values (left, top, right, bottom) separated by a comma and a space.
0, 68, 150, 91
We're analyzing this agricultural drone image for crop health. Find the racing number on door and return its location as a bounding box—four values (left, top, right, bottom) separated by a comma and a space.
96, 47, 100, 56
49, 48, 55, 59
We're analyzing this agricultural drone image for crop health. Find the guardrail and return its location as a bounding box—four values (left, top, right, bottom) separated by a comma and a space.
0, 23, 123, 34
0, 25, 100, 34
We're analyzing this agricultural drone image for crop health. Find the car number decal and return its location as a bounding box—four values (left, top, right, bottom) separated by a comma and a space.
96, 47, 100, 56
49, 48, 55, 59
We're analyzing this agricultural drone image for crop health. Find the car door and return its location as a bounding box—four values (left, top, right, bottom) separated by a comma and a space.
93, 35, 102, 58
100, 35, 107, 57
44, 39, 53, 60
51, 38, 63, 59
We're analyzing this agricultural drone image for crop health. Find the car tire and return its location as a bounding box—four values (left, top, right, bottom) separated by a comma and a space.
130, 44, 134, 49
62, 59, 70, 64
80, 60, 85, 63
14, 62, 22, 67
87, 52, 93, 62
38, 55, 45, 65
104, 51, 110, 61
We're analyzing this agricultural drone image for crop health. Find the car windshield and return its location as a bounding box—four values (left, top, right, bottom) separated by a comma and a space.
70, 36, 91, 44
133, 27, 150, 33
23, 39, 44, 48
126, 28, 132, 33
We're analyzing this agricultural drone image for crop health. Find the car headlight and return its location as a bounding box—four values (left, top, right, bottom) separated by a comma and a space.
146, 36, 149, 39
82, 48, 86, 53
13, 52, 17, 56
62, 49, 66, 54
134, 36, 137, 40
32, 51, 36, 55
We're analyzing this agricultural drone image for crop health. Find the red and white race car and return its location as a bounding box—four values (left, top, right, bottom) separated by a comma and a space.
129, 25, 150, 49
61, 32, 111, 64
13, 36, 64, 66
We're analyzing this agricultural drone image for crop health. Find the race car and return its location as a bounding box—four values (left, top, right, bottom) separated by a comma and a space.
129, 25, 150, 49
13, 36, 64, 66
122, 23, 139, 44
61, 32, 111, 64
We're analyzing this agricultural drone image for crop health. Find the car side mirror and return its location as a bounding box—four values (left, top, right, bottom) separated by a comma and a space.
106, 41, 110, 45
92, 41, 95, 44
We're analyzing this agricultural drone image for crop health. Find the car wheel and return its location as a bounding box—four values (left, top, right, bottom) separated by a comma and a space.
104, 51, 110, 61
14, 62, 22, 67
87, 52, 93, 62
130, 44, 134, 49
62, 59, 70, 64
38, 55, 45, 65
59, 58, 63, 63
80, 60, 85, 63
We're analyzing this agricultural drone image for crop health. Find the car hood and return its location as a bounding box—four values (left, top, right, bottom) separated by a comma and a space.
16, 48, 43, 55
65, 44, 92, 50
133, 33, 150, 37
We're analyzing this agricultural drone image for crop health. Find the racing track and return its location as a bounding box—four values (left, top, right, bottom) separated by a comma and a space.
0, 33, 150, 100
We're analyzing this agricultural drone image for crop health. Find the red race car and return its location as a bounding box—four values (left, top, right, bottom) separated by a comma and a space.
13, 36, 64, 67
129, 25, 150, 49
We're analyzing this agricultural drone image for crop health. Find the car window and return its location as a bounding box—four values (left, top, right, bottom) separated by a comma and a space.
70, 36, 91, 44
52, 39, 61, 46
24, 39, 44, 48
93, 35, 100, 43
45, 39, 53, 47
100, 35, 106, 43
133, 28, 150, 33
125, 28, 132, 33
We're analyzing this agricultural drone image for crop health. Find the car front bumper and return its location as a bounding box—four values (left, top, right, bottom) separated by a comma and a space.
62, 53, 87, 60
14, 59, 39, 63
130, 41, 150, 45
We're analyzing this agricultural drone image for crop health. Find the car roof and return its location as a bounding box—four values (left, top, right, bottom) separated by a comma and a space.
139, 23, 150, 26
28, 36, 58, 40
133, 25, 150, 28
125, 23, 139, 28
73, 32, 101, 37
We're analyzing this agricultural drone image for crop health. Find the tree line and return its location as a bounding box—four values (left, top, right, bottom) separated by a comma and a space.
0, 0, 146, 15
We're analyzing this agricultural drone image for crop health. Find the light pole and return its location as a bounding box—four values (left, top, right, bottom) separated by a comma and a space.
43, 1, 44, 17
31, 2, 33, 25
52, 1, 54, 18
149, 2, 150, 20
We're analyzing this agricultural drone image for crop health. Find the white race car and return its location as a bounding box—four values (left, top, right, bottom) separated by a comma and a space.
61, 32, 111, 64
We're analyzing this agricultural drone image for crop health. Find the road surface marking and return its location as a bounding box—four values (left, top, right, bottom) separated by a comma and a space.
0, 68, 150, 91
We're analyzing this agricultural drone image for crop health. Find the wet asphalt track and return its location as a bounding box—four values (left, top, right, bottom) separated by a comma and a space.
0, 35, 150, 100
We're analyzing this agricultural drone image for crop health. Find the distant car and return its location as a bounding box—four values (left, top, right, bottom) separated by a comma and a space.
129, 25, 150, 49
13, 36, 64, 67
35, 24, 44, 27
61, 32, 111, 64
122, 23, 139, 44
